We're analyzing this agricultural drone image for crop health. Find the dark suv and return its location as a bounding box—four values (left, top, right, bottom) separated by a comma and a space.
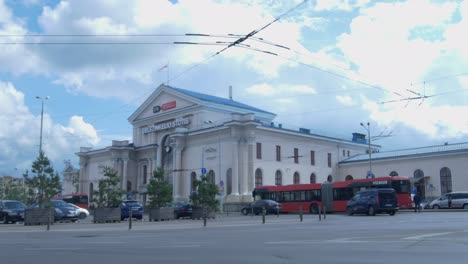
241, 200, 282, 215
346, 188, 398, 216
121, 200, 144, 220
0, 200, 26, 224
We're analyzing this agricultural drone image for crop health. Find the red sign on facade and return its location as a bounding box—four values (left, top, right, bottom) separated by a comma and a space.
161, 101, 176, 111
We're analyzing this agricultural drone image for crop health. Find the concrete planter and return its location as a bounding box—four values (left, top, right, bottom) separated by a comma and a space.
191, 207, 216, 220
93, 207, 121, 223
24, 208, 54, 226
148, 207, 174, 221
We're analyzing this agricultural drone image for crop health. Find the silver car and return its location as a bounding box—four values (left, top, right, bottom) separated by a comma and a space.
429, 192, 468, 209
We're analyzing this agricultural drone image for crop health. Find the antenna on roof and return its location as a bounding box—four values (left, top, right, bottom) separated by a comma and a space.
229, 85, 233, 100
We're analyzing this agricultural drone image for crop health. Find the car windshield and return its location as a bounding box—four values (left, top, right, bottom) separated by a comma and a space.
124, 201, 141, 207
4, 201, 25, 209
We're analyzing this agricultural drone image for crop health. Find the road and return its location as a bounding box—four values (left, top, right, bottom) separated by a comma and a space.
0, 211, 467, 264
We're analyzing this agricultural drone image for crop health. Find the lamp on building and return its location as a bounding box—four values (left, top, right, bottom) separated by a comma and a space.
360, 122, 373, 178
36, 96, 50, 155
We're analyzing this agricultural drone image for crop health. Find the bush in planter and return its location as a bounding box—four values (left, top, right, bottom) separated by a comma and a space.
146, 168, 173, 221
190, 174, 220, 219
92, 167, 125, 223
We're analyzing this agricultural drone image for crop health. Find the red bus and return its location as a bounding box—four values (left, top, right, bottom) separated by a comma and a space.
60, 194, 89, 209
252, 176, 412, 214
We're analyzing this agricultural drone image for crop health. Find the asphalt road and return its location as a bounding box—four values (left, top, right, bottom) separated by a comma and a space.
1, 211, 467, 264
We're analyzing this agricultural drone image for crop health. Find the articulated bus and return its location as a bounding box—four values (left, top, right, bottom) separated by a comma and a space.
59, 193, 89, 209
252, 176, 412, 214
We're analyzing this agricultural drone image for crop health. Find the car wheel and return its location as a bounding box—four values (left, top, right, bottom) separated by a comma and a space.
3, 215, 9, 224
309, 204, 319, 214
346, 207, 353, 216
463, 204, 468, 209
389, 210, 396, 216
241, 208, 249, 215
432, 204, 440, 209
368, 206, 376, 216
79, 212, 87, 219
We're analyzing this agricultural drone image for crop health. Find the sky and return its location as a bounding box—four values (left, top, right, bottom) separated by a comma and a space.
1, 0, 468, 177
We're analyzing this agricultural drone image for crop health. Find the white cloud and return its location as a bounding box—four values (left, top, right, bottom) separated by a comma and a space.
246, 83, 317, 96
314, 0, 371, 11
0, 81, 100, 175
336, 95, 355, 106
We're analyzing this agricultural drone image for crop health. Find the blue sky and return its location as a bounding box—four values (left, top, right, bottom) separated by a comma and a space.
1, 0, 468, 176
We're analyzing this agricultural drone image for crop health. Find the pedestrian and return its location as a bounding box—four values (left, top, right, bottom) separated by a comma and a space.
413, 192, 421, 213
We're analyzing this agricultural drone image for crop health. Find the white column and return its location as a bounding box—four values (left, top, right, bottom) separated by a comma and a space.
174, 148, 182, 199
122, 159, 128, 192
79, 159, 88, 194
231, 139, 239, 196
239, 139, 249, 195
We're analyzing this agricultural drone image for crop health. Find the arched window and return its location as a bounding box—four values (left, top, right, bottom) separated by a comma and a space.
345, 175, 353, 181
310, 173, 316, 184
143, 165, 148, 184
127, 181, 132, 192
89, 182, 94, 203
293, 172, 300, 184
226, 168, 232, 195
190, 172, 197, 193
440, 167, 452, 194
327, 175, 333, 182
275, 170, 282, 186
414, 169, 424, 179
207, 170, 215, 184
390, 171, 398, 177
255, 168, 263, 187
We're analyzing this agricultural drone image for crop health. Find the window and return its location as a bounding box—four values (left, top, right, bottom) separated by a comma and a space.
440, 167, 452, 194
207, 170, 215, 184
276, 145, 281, 161
310, 150, 315, 165
143, 165, 148, 184
226, 168, 232, 195
347, 150, 350, 157
327, 175, 333, 182
255, 168, 263, 187
191, 172, 197, 192
343, 150, 345, 157
414, 169, 424, 179
327, 153, 332, 168
293, 172, 300, 184
275, 170, 282, 186
294, 148, 299, 163
310, 173, 316, 184
256, 142, 262, 159
390, 171, 398, 177
345, 175, 353, 181
127, 181, 132, 192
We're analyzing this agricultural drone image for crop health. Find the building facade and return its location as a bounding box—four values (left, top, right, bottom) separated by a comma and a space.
76, 84, 372, 205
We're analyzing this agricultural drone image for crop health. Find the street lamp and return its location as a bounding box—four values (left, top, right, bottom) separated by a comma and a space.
36, 96, 50, 154
360, 122, 373, 178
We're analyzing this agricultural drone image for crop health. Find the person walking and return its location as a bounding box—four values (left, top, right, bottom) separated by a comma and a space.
413, 192, 422, 213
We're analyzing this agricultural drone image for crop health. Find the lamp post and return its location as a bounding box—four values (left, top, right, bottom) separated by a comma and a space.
36, 96, 49, 154
360, 122, 373, 178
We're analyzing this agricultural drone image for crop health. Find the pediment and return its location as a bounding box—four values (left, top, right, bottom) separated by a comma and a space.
128, 85, 199, 123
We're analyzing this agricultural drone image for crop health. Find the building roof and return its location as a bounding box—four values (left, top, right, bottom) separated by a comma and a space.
340, 142, 468, 164
169, 86, 275, 116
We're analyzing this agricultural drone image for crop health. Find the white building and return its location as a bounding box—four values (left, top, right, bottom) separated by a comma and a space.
76, 84, 372, 205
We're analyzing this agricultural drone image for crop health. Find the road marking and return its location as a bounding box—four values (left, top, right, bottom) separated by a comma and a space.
403, 232, 453, 240
25, 247, 82, 250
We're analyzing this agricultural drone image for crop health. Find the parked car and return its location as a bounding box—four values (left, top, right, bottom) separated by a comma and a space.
346, 188, 398, 216
50, 200, 80, 221
241, 200, 281, 215
29, 203, 65, 222
172, 201, 192, 219
69, 203, 90, 219
121, 200, 144, 220
429, 192, 468, 209
0, 200, 26, 224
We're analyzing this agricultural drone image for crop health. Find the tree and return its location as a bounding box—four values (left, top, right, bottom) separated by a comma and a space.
92, 166, 124, 208
146, 167, 172, 208
190, 174, 219, 211
23, 151, 61, 208
0, 177, 28, 203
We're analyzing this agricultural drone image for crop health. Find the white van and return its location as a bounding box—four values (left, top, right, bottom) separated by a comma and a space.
429, 192, 468, 209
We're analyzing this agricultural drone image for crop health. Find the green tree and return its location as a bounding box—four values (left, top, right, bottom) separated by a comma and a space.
23, 152, 61, 208
1, 178, 28, 203
190, 174, 219, 211
146, 167, 172, 208
93, 166, 124, 208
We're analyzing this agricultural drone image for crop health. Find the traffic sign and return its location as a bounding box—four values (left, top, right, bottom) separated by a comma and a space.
201, 168, 206, 174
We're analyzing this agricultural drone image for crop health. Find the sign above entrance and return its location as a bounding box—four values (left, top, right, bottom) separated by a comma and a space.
143, 118, 190, 134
